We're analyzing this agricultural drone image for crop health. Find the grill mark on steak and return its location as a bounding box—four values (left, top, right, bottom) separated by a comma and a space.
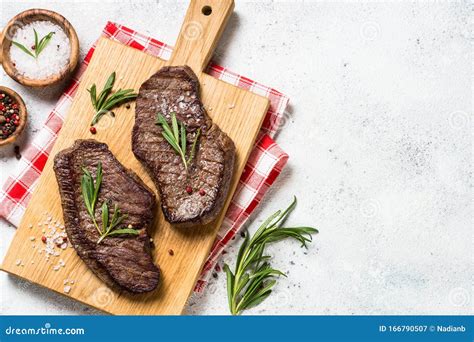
53, 139, 160, 293
132, 66, 236, 227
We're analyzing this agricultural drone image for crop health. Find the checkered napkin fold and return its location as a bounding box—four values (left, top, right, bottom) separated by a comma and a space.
0, 22, 289, 292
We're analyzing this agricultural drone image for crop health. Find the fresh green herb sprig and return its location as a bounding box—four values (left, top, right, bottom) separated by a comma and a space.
81, 162, 139, 244
12, 29, 55, 59
156, 112, 201, 170
224, 197, 318, 315
87, 72, 138, 126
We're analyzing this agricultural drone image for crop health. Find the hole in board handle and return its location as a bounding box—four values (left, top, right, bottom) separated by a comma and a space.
202, 6, 212, 16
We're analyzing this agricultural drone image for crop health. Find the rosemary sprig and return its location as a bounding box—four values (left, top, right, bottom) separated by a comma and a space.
81, 162, 139, 244
96, 202, 137, 244
87, 72, 138, 126
12, 29, 55, 59
156, 112, 201, 170
224, 197, 318, 315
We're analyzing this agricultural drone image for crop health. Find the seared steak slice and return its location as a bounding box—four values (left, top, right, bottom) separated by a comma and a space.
54, 139, 160, 293
132, 66, 236, 226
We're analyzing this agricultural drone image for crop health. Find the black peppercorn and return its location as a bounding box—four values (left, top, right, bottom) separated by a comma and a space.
0, 92, 20, 140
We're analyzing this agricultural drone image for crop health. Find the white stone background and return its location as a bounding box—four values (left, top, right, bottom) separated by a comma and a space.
0, 0, 472, 315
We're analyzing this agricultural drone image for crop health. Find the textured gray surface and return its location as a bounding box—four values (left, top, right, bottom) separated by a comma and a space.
0, 0, 472, 315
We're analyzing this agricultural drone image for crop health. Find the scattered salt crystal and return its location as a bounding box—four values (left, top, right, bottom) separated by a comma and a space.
228, 104, 235, 109
70, 280, 74, 284
28, 224, 33, 229
10, 21, 71, 80
31, 261, 34, 264
29, 236, 35, 241
15, 259, 21, 266
60, 243, 67, 250
53, 265, 60, 271
63, 285, 71, 294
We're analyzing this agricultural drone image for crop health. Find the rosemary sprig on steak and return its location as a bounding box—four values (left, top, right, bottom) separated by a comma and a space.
87, 72, 138, 126
81, 162, 139, 244
224, 197, 318, 315
156, 112, 201, 170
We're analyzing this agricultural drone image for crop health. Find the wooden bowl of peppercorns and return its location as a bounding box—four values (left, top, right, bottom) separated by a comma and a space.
0, 86, 27, 146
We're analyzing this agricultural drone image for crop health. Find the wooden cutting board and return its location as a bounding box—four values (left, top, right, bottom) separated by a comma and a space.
1, 0, 269, 315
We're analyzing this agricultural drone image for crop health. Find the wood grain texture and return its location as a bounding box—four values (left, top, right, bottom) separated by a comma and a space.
1, 0, 270, 315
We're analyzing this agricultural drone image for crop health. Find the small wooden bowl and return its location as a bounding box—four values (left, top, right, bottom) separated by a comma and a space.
0, 86, 27, 146
0, 9, 79, 87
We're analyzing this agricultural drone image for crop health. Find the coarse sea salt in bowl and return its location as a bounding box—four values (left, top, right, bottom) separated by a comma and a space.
0, 9, 79, 87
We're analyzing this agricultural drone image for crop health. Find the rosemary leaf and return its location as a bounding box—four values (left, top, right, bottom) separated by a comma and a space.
180, 122, 186, 154
93, 162, 102, 208
224, 264, 235, 311
11, 41, 36, 58
171, 112, 179, 142
95, 78, 114, 110
101, 202, 109, 234
33, 29, 39, 52
81, 174, 93, 217
107, 228, 139, 236
88, 84, 97, 110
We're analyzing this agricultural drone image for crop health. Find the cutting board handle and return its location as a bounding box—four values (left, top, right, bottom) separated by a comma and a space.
169, 0, 234, 73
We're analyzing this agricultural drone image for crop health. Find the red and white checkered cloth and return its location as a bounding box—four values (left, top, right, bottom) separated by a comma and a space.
0, 22, 289, 292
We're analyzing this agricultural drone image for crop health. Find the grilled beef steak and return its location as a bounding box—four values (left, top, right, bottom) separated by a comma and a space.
54, 139, 160, 293
132, 66, 236, 226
